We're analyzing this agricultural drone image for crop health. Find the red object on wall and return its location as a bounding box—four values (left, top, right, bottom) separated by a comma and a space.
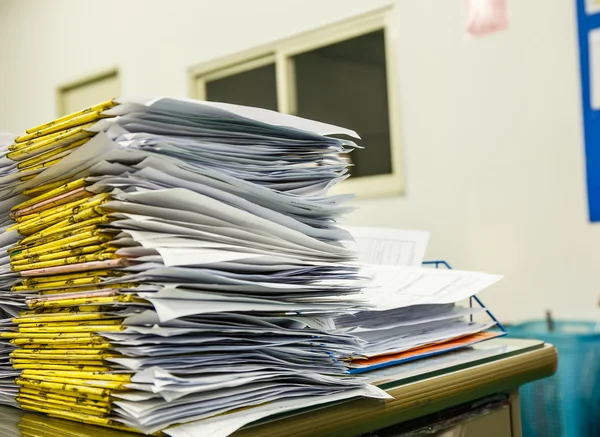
467, 0, 508, 37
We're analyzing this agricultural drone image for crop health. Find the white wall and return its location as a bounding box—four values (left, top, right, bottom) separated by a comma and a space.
0, 0, 596, 322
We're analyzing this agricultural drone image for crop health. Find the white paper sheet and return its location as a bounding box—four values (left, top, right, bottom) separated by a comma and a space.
363, 265, 502, 310
164, 385, 389, 437
110, 97, 360, 139
344, 226, 429, 267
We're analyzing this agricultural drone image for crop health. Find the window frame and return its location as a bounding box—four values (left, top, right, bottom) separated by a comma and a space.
189, 6, 404, 197
56, 68, 120, 117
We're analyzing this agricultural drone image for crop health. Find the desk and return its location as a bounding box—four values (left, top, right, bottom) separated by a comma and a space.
234, 338, 556, 437
0, 338, 556, 437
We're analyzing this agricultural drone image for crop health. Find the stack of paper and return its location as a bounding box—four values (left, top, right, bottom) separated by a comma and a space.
332, 227, 503, 373
0, 98, 393, 435
0, 107, 121, 407
0, 97, 503, 436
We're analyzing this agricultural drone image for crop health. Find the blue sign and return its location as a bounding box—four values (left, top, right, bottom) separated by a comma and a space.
577, 0, 600, 221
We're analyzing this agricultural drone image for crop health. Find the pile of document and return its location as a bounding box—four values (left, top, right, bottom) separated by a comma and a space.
0, 97, 503, 436
332, 228, 502, 373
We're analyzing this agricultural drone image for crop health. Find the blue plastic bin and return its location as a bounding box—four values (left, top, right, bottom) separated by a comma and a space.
509, 321, 600, 437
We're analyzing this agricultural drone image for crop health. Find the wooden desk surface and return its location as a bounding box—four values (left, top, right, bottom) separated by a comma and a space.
234, 339, 557, 437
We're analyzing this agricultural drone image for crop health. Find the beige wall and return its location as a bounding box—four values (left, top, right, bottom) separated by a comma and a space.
0, 0, 595, 322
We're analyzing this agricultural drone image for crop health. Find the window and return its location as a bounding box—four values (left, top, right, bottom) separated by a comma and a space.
191, 7, 403, 197
203, 57, 278, 111
58, 69, 120, 117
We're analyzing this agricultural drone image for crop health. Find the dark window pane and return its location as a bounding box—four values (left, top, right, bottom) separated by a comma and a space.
293, 30, 392, 177
206, 63, 278, 111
